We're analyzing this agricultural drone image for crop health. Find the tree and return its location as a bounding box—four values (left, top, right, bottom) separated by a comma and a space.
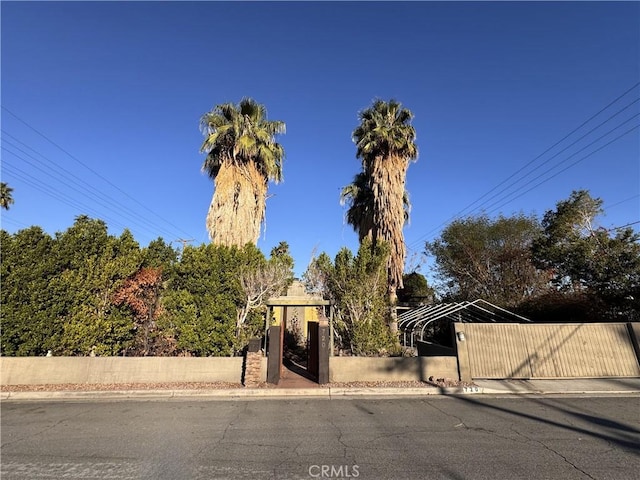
143, 237, 178, 270
51, 217, 142, 355
112, 267, 173, 356
532, 190, 640, 320
341, 172, 411, 242
1, 227, 58, 355
1, 182, 14, 210
426, 214, 548, 307
341, 172, 374, 242
200, 98, 286, 246
235, 241, 294, 344
2, 217, 144, 356
162, 243, 268, 356
304, 239, 398, 356
397, 272, 436, 306
237, 261, 292, 341
352, 99, 418, 332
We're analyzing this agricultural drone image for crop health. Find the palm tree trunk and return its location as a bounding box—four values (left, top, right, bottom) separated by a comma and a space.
206, 162, 267, 246
388, 286, 399, 335
369, 154, 407, 335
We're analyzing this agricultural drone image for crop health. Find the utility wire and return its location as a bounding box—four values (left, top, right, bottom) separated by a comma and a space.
482, 117, 639, 214
1, 106, 195, 239
457, 100, 639, 218
606, 220, 640, 231
406, 83, 640, 250
2, 153, 173, 242
2, 162, 136, 235
451, 82, 640, 218
1, 135, 184, 240
0, 217, 32, 230
406, 122, 638, 252
485, 124, 639, 215
604, 194, 640, 211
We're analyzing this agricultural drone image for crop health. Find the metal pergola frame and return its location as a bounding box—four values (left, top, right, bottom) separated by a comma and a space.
398, 299, 531, 348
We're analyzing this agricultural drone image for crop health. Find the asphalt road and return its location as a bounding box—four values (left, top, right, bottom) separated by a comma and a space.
1, 395, 639, 480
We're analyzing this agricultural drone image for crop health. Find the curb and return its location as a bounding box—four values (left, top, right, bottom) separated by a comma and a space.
4, 386, 639, 401
0, 386, 487, 401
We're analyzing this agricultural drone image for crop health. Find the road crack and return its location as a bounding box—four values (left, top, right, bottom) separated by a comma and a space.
510, 425, 597, 480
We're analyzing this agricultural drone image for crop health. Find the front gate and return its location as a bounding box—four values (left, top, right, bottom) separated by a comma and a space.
266, 321, 330, 385
308, 322, 319, 379
264, 298, 333, 385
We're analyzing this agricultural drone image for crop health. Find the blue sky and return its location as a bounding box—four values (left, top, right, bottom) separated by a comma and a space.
2, 1, 639, 279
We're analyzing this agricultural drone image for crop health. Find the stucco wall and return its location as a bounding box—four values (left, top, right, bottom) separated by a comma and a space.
329, 356, 458, 383
0, 357, 252, 385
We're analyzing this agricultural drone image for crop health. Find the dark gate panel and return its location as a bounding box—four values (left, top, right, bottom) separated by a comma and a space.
267, 326, 281, 384
307, 322, 319, 379
317, 324, 329, 384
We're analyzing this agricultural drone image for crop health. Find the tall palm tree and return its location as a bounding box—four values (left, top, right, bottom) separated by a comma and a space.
340, 172, 374, 242
200, 98, 285, 246
341, 172, 412, 242
1, 182, 14, 210
352, 99, 418, 332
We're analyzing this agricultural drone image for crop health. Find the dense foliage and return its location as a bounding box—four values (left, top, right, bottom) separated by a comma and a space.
2, 190, 636, 357
304, 239, 399, 356
397, 272, 435, 306
426, 214, 548, 307
531, 190, 640, 321
426, 191, 640, 322
1, 216, 293, 356
349, 99, 418, 333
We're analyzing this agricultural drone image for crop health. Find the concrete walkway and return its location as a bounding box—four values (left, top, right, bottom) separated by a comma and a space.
2, 378, 640, 401
474, 377, 640, 395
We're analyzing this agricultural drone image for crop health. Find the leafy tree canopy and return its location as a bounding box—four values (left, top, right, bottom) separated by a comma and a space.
426, 213, 547, 307
304, 239, 398, 356
532, 190, 640, 320
398, 272, 436, 306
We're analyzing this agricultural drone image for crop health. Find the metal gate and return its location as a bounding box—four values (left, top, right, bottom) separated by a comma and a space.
462, 323, 640, 379
307, 321, 319, 379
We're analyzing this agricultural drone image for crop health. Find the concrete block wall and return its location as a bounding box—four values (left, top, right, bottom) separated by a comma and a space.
2, 356, 454, 386
329, 356, 458, 383
0, 357, 246, 385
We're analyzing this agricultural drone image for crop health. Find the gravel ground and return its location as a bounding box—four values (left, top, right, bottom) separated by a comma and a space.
0, 382, 246, 392
1, 378, 475, 392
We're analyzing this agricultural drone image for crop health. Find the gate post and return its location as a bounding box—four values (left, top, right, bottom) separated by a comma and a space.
454, 323, 471, 382
267, 325, 281, 384
318, 321, 330, 385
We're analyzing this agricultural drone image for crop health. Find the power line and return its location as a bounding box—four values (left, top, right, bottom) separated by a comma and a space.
451, 82, 640, 218
1, 135, 185, 241
406, 83, 640, 250
604, 194, 640, 211
456, 100, 639, 219
2, 162, 135, 235
606, 220, 640, 231
406, 123, 638, 252
0, 217, 32, 230
1, 106, 195, 239
482, 119, 639, 214
484, 124, 639, 215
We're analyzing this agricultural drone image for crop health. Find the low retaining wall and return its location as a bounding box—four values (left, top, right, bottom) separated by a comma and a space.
0, 357, 261, 386
2, 356, 452, 386
329, 356, 458, 383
